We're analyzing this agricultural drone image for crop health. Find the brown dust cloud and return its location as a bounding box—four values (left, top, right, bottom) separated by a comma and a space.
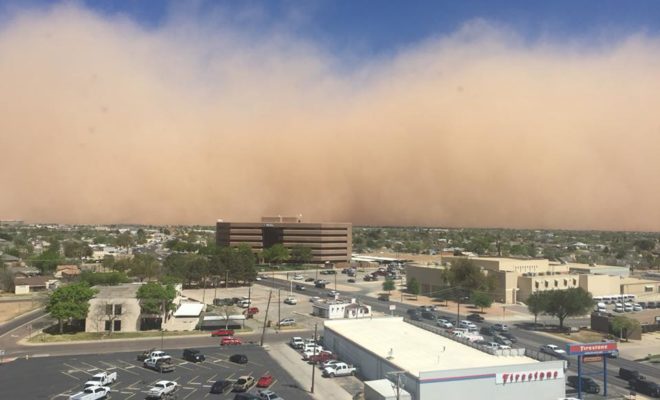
1, 4, 660, 231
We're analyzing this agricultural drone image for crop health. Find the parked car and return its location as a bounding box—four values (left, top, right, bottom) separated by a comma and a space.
278, 318, 296, 326
499, 332, 517, 343
493, 335, 513, 346
233, 376, 256, 392
83, 371, 117, 388
327, 290, 340, 298
540, 344, 567, 358
221, 337, 243, 346
347, 278, 356, 283
409, 311, 422, 321
69, 385, 110, 400
567, 376, 600, 394
233, 394, 261, 400
492, 323, 508, 332
629, 377, 660, 397
480, 326, 496, 336
305, 277, 315, 282
309, 296, 320, 302
256, 374, 274, 388
633, 304, 643, 311
648, 301, 658, 309
295, 284, 305, 291
321, 359, 343, 369
289, 336, 305, 349
308, 350, 335, 364
211, 329, 235, 337
322, 362, 357, 377
618, 367, 641, 381
229, 354, 248, 364
284, 296, 297, 305
144, 357, 175, 373
437, 319, 453, 329
292, 274, 304, 280
257, 390, 284, 400
458, 320, 477, 330
147, 381, 178, 399
467, 313, 485, 322
421, 311, 436, 320
243, 307, 259, 318
182, 348, 205, 362
210, 380, 232, 394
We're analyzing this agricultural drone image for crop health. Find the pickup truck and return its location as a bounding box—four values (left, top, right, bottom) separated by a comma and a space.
308, 350, 335, 364
144, 356, 175, 373
137, 349, 169, 361
69, 385, 110, 400
322, 362, 356, 377
83, 371, 117, 388
146, 380, 178, 399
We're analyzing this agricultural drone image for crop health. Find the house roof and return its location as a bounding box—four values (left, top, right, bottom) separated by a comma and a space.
14, 276, 53, 287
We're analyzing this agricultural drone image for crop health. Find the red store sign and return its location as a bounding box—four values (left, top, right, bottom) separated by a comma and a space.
566, 342, 618, 355
496, 368, 564, 385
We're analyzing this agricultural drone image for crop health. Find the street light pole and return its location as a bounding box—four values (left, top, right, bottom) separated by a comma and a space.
311, 323, 318, 393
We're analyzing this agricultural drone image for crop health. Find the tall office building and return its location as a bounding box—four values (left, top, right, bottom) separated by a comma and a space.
216, 216, 352, 264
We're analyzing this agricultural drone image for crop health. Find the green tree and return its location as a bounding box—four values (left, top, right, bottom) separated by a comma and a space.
136, 228, 147, 245
63, 241, 92, 258
184, 254, 209, 287
116, 232, 134, 249
449, 259, 495, 292
290, 245, 313, 264
102, 255, 115, 271
382, 278, 396, 294
610, 316, 640, 340
136, 282, 177, 324
544, 288, 594, 330
407, 277, 420, 299
80, 271, 130, 286
128, 254, 159, 282
233, 244, 257, 283
29, 249, 63, 273
46, 283, 97, 333
471, 291, 493, 312
526, 292, 548, 326
262, 244, 290, 265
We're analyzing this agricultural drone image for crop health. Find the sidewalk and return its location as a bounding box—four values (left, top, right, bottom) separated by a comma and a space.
268, 341, 354, 400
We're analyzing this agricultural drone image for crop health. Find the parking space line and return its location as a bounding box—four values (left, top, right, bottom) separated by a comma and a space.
80, 361, 101, 372
97, 361, 118, 371
63, 363, 94, 376
206, 373, 218, 383
181, 388, 198, 400
188, 376, 200, 385
176, 363, 194, 371
60, 371, 80, 380
106, 360, 141, 377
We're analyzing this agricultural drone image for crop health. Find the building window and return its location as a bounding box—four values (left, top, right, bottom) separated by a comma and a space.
113, 320, 121, 332
544, 281, 549, 288
105, 304, 113, 315
573, 279, 577, 285
114, 305, 122, 315
554, 280, 558, 287
564, 279, 568, 286
535, 282, 539, 289
104, 320, 111, 331
645, 286, 654, 293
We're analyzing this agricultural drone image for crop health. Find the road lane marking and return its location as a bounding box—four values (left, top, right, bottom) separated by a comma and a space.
60, 371, 80, 380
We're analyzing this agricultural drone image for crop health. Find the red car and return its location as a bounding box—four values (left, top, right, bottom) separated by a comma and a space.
307, 350, 335, 364
211, 329, 235, 337
221, 336, 243, 346
256, 374, 274, 388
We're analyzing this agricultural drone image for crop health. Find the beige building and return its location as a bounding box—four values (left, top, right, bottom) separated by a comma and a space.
407, 256, 639, 304
441, 255, 568, 275
619, 277, 660, 298
216, 216, 352, 264
565, 263, 630, 277
86, 284, 142, 333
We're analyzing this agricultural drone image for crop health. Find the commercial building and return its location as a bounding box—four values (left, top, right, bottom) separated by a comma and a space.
407, 256, 648, 304
216, 216, 352, 264
85, 284, 142, 333
312, 299, 371, 319
323, 318, 566, 400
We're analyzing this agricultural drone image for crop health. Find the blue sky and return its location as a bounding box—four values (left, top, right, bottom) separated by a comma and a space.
6, 0, 660, 55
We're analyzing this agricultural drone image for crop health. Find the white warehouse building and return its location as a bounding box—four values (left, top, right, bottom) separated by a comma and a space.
323, 318, 566, 400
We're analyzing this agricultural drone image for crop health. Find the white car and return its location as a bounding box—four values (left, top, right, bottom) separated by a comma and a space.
327, 290, 340, 298
436, 319, 453, 329
147, 380, 178, 399
540, 344, 567, 357
633, 304, 643, 311
278, 318, 296, 326
292, 274, 304, 280
284, 296, 297, 305
321, 359, 343, 369
309, 296, 321, 303
69, 386, 110, 400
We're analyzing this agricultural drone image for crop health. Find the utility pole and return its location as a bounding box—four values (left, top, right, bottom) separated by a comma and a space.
260, 291, 272, 346
278, 289, 281, 330
311, 323, 318, 393
225, 270, 229, 289
387, 371, 406, 400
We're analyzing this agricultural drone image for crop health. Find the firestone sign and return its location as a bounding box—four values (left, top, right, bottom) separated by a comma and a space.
566, 342, 618, 356
496, 368, 564, 385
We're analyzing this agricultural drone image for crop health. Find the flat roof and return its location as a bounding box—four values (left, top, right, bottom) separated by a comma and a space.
173, 303, 204, 317
324, 317, 537, 376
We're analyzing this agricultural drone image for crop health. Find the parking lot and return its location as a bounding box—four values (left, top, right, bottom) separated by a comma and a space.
0, 345, 314, 400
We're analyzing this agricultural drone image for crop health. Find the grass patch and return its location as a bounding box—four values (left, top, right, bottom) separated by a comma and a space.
553, 329, 605, 343
29, 330, 207, 343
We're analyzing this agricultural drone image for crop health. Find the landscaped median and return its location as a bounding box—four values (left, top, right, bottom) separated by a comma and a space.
26, 327, 253, 343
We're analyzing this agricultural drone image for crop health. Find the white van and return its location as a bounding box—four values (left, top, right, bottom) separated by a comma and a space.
602, 296, 612, 304
595, 302, 607, 312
